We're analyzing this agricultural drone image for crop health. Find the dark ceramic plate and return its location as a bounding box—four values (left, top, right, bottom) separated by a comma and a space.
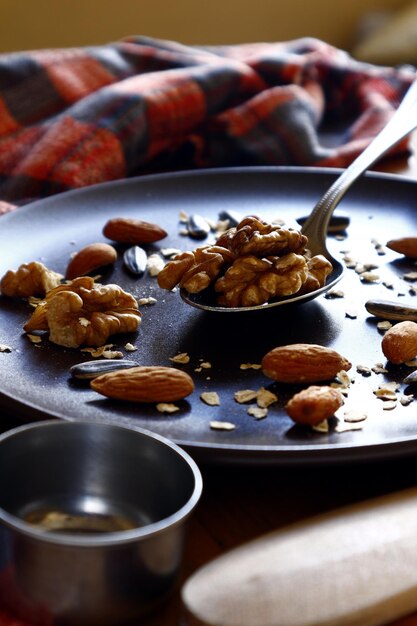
1, 166, 417, 465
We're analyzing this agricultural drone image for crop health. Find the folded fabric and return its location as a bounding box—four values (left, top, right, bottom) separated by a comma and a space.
0, 36, 414, 214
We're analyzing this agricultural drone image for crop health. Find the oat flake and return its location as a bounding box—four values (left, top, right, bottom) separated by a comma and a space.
382, 400, 397, 411
170, 352, 190, 364
201, 392, 220, 406
234, 389, 258, 404
0, 344, 12, 352
247, 406, 268, 420
156, 403, 180, 413
240, 363, 262, 370
256, 387, 278, 408
335, 421, 363, 432
209, 420, 236, 431
343, 410, 368, 423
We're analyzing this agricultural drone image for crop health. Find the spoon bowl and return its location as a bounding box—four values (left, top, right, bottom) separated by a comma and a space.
181, 74, 417, 312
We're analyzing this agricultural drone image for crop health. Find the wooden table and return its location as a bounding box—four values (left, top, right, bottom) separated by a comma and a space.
2, 145, 417, 626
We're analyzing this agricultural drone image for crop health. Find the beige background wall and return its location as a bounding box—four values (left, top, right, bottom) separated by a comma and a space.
0, 0, 407, 54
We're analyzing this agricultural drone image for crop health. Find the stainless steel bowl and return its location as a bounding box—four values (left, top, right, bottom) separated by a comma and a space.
0, 420, 202, 625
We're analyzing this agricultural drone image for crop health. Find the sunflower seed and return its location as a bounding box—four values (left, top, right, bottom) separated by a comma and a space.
188, 214, 211, 239
218, 209, 243, 228
123, 246, 147, 276
70, 359, 139, 379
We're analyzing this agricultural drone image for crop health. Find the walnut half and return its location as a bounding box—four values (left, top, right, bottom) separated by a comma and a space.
1, 261, 63, 298
24, 276, 141, 348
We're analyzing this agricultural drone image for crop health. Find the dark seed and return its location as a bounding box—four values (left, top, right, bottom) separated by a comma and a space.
188, 214, 211, 239
403, 370, 417, 384
297, 213, 350, 233
123, 246, 147, 276
70, 359, 139, 380
365, 299, 417, 322
218, 210, 244, 228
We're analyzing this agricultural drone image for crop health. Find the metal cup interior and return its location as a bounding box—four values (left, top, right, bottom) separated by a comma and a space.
0, 419, 202, 625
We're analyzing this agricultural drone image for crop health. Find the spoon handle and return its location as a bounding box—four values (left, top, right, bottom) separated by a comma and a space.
302, 75, 417, 256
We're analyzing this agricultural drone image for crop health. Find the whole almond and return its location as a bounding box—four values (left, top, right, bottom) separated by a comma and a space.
103, 217, 167, 244
381, 320, 417, 364
386, 237, 417, 259
90, 365, 194, 402
262, 343, 351, 383
286, 385, 344, 425
66, 243, 117, 279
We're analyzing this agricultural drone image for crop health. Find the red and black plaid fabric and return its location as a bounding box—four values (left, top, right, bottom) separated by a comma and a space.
0, 35, 413, 215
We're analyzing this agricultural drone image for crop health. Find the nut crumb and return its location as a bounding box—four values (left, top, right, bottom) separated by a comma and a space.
170, 352, 190, 364
256, 387, 278, 408
156, 403, 180, 413
234, 389, 258, 404
81, 344, 114, 357
147, 254, 165, 276
382, 400, 397, 411
240, 363, 262, 370
360, 271, 380, 283
78, 317, 91, 327
137, 297, 157, 306
27, 334, 42, 344
209, 420, 236, 431
124, 343, 137, 352
372, 363, 388, 374
0, 344, 12, 352
343, 409, 368, 423
400, 394, 414, 406
356, 364, 372, 376
201, 391, 220, 406
247, 406, 268, 420
102, 350, 124, 359
377, 320, 392, 331
324, 289, 344, 299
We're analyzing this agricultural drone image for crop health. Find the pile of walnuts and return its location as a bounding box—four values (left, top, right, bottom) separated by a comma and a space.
158, 216, 333, 307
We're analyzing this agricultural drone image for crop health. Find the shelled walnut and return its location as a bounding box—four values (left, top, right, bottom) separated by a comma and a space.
1, 261, 63, 298
24, 276, 141, 348
157, 215, 333, 307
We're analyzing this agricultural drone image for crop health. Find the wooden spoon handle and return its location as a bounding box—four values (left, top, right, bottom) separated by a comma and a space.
182, 486, 417, 626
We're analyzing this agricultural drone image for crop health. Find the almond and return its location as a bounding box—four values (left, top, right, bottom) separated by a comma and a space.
103, 217, 167, 244
261, 343, 351, 383
286, 385, 344, 425
381, 320, 417, 364
66, 243, 117, 279
90, 365, 194, 402
386, 237, 417, 259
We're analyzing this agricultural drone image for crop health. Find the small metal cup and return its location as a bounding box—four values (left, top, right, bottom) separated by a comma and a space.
0, 420, 202, 625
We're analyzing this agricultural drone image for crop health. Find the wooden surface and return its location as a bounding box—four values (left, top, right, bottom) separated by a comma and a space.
2, 145, 417, 626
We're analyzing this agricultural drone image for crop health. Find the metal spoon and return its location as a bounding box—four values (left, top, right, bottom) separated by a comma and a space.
181, 76, 417, 312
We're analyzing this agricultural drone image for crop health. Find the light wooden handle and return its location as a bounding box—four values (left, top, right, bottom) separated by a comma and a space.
182, 486, 417, 626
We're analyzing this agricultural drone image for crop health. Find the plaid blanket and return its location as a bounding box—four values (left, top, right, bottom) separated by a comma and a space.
0, 36, 413, 215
